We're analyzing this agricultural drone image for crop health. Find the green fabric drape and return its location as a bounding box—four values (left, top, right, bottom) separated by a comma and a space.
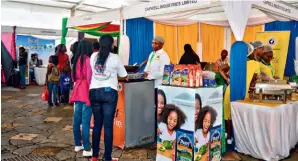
84, 31, 120, 37
61, 18, 68, 44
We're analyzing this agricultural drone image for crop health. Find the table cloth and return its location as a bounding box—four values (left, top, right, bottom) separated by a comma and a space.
231, 99, 298, 161
34, 67, 47, 85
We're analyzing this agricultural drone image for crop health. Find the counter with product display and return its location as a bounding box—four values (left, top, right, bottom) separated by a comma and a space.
156, 64, 223, 161
156, 85, 223, 161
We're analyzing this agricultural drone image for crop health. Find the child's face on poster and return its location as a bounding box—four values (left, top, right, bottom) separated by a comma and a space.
195, 99, 201, 120
203, 112, 211, 133
157, 94, 165, 114
167, 111, 178, 131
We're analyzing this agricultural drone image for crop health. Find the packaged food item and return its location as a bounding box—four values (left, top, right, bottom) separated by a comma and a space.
188, 65, 196, 88
195, 65, 203, 87
181, 65, 189, 87
163, 65, 174, 85
209, 125, 222, 161
176, 129, 194, 161
171, 65, 183, 86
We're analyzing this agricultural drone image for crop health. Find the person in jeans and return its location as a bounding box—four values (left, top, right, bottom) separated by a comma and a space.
18, 47, 28, 89
90, 34, 127, 161
69, 40, 93, 157
46, 55, 60, 107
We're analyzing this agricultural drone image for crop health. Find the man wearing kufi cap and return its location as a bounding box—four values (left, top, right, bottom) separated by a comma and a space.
251, 40, 264, 61
144, 36, 170, 140
144, 36, 170, 88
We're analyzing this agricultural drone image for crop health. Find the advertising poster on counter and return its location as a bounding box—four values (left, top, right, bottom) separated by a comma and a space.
156, 86, 223, 161
16, 35, 55, 66
100, 82, 126, 149
256, 31, 290, 79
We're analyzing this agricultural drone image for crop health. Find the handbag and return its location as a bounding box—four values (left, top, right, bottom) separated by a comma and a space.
41, 85, 49, 101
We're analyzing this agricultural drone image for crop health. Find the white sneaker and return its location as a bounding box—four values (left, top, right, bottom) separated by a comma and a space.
227, 138, 233, 144
74, 146, 84, 152
83, 150, 93, 157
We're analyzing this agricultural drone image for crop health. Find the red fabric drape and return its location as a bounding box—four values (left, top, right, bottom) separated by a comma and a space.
11, 26, 16, 61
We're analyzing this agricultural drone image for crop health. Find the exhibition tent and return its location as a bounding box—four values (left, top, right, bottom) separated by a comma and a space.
65, 0, 298, 65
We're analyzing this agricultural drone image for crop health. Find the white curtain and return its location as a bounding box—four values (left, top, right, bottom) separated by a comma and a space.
221, 0, 253, 41
119, 35, 130, 65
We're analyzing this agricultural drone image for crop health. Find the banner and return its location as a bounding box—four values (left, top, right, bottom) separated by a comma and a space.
256, 31, 290, 79
16, 35, 55, 66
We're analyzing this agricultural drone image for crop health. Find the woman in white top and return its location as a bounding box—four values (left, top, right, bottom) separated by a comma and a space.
89, 34, 127, 161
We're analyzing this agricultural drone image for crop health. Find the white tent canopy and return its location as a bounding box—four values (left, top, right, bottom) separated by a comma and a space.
1, 0, 152, 30
66, 0, 298, 41
67, 0, 298, 28
2, 0, 297, 31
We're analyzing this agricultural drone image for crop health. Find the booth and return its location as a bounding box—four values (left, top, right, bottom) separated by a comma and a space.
2, 26, 78, 87
65, 0, 298, 160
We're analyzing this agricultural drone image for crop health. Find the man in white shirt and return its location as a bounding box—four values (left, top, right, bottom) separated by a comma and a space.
144, 36, 170, 141
144, 36, 170, 88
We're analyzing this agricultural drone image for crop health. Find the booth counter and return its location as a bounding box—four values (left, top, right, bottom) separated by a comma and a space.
99, 80, 155, 149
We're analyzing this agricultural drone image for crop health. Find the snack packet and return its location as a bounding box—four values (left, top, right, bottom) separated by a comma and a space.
162, 65, 174, 85
181, 65, 188, 87
171, 65, 183, 86
176, 129, 194, 161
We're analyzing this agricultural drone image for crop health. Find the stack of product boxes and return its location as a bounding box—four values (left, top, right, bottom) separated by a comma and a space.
162, 64, 203, 87
157, 64, 222, 161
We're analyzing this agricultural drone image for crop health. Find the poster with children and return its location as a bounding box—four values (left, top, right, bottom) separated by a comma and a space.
157, 86, 223, 161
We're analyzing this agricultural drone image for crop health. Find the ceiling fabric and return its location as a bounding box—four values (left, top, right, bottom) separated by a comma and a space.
66, 0, 298, 29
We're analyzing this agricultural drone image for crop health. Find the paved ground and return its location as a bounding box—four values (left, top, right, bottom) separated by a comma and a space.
1, 86, 298, 161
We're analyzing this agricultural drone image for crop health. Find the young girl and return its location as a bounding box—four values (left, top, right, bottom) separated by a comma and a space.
46, 55, 60, 107
158, 104, 187, 142
69, 40, 93, 157
195, 106, 217, 148
157, 89, 167, 123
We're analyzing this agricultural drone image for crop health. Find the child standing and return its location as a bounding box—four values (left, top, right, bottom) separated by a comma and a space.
60, 63, 71, 104
46, 55, 60, 107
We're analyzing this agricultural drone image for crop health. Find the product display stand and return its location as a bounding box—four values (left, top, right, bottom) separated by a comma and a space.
156, 85, 223, 161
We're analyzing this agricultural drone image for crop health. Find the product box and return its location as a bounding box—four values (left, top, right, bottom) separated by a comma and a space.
181, 66, 189, 87
171, 65, 183, 86
176, 130, 194, 161
163, 65, 174, 85
209, 126, 222, 161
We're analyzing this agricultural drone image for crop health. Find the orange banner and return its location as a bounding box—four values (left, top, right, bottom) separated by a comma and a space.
101, 82, 126, 149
